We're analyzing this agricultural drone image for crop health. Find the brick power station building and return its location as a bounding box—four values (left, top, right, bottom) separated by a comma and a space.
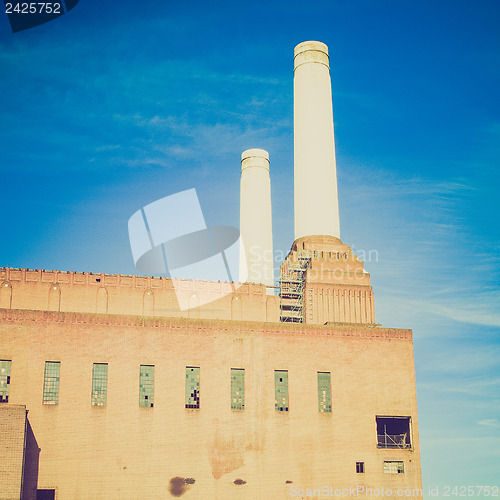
0, 42, 422, 499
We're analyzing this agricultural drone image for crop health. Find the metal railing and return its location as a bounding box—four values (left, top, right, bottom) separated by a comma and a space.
377, 433, 411, 449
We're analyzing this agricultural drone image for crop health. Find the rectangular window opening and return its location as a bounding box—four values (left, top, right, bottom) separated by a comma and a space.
376, 416, 411, 449
185, 366, 200, 409
43, 361, 60, 405
356, 462, 365, 474
317, 371, 331, 413
36, 489, 56, 500
384, 461, 404, 474
231, 368, 245, 411
91, 363, 108, 406
139, 365, 154, 408
275, 370, 288, 412
0, 359, 12, 403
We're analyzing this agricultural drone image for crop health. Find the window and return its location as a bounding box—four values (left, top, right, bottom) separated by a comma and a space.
376, 416, 411, 449
0, 360, 11, 403
356, 462, 365, 473
185, 367, 200, 409
384, 461, 404, 474
318, 372, 331, 412
139, 365, 154, 407
275, 370, 288, 412
231, 368, 244, 410
36, 489, 56, 500
91, 363, 108, 406
43, 361, 60, 405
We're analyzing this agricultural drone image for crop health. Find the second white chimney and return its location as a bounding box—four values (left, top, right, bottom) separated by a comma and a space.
239, 149, 274, 289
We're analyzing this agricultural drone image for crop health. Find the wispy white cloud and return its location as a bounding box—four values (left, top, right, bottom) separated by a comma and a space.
387, 291, 500, 328
112, 112, 290, 165
421, 298, 500, 327
340, 163, 500, 335
478, 419, 500, 428
418, 376, 500, 399
95, 145, 123, 152
421, 346, 500, 375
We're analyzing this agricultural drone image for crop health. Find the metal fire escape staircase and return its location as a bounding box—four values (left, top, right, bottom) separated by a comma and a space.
279, 251, 311, 323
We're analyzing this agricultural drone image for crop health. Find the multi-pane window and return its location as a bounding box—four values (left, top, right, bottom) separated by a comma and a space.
91, 363, 108, 406
185, 367, 200, 409
384, 461, 404, 474
318, 371, 331, 413
139, 365, 154, 408
231, 368, 244, 410
0, 360, 11, 403
275, 370, 288, 412
43, 361, 60, 405
356, 462, 365, 473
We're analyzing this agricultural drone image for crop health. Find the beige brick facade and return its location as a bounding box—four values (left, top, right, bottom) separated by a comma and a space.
0, 405, 27, 500
281, 236, 375, 325
0, 289, 422, 499
0, 404, 38, 500
0, 267, 279, 323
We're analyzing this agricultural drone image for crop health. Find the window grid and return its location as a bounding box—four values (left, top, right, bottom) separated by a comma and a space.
384, 461, 404, 474
43, 361, 60, 405
185, 367, 200, 409
91, 363, 108, 406
0, 360, 11, 403
318, 371, 332, 413
356, 462, 365, 473
275, 370, 288, 412
139, 365, 154, 408
231, 368, 244, 410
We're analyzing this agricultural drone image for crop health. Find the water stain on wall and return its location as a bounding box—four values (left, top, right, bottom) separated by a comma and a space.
209, 423, 244, 479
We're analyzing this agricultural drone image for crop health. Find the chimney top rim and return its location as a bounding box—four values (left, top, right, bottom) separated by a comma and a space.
241, 148, 270, 162
294, 40, 329, 57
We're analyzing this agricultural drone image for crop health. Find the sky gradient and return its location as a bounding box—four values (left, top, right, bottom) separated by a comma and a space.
1, 0, 499, 495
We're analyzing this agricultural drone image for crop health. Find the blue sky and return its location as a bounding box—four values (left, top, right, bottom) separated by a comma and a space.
1, 0, 499, 495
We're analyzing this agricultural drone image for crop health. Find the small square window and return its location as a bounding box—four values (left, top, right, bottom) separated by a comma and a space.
37, 489, 56, 500
356, 461, 365, 473
384, 461, 404, 474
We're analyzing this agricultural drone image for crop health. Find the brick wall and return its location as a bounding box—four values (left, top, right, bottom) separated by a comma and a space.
1, 308, 421, 499
0, 267, 280, 323
0, 405, 27, 500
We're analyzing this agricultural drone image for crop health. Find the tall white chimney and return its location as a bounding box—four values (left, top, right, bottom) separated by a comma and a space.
294, 41, 340, 240
239, 149, 274, 289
